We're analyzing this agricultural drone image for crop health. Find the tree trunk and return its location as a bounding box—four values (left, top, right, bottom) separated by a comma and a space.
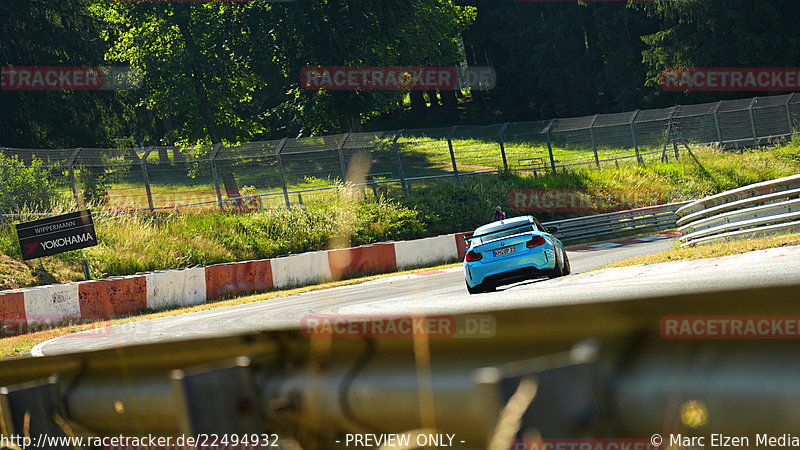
410, 90, 428, 119
442, 89, 459, 118
176, 19, 221, 145
338, 114, 363, 133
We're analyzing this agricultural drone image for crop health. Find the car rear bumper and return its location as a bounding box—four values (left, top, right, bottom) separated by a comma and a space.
464, 248, 553, 287
482, 265, 550, 288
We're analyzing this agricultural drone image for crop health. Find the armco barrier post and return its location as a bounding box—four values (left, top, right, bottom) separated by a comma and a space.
785, 95, 794, 134
67, 148, 84, 209
210, 143, 224, 212
544, 119, 556, 173
140, 147, 155, 213
630, 109, 642, 163
275, 138, 290, 209
393, 130, 408, 196
447, 126, 460, 184
588, 114, 599, 168
498, 122, 510, 172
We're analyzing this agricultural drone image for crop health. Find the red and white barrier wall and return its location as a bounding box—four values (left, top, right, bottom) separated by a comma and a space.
0, 233, 470, 328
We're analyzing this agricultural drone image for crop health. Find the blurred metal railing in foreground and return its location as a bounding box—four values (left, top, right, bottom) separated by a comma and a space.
543, 201, 690, 245
1, 284, 800, 449
677, 174, 800, 246
0, 94, 797, 213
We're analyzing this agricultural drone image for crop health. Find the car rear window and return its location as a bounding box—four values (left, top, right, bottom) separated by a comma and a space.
472, 224, 535, 245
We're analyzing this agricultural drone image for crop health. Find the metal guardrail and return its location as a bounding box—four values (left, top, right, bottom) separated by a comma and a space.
2, 283, 800, 449
676, 175, 800, 246
543, 201, 690, 244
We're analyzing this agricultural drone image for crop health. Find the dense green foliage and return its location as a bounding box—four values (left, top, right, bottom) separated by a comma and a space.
462, 0, 800, 119
0, 152, 61, 212
2, 0, 798, 147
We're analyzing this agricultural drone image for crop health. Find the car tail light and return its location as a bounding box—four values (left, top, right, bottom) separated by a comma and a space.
465, 251, 483, 262
526, 236, 546, 248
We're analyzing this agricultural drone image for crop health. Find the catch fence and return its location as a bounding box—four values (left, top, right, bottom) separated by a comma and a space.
1, 93, 798, 213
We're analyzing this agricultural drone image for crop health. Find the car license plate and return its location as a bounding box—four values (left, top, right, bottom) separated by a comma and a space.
493, 247, 516, 257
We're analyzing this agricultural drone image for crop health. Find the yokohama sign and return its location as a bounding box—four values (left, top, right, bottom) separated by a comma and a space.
15, 210, 97, 260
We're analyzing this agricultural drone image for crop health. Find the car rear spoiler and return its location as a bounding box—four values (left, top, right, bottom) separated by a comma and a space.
465, 222, 535, 241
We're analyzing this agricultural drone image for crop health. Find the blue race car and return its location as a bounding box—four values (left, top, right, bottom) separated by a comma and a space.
464, 215, 570, 294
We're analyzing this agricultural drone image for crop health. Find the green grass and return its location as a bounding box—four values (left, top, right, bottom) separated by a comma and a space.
0, 190, 425, 286
2, 138, 799, 290
599, 233, 800, 269
398, 141, 800, 235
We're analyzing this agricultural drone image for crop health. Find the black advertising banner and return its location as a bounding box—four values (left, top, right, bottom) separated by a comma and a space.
15, 210, 97, 260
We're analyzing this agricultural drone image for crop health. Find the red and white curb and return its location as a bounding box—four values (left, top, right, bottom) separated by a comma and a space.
1, 233, 471, 331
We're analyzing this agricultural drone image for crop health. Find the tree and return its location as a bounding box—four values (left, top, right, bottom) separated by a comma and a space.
92, 0, 475, 142
92, 2, 276, 145
461, 0, 661, 120
639, 0, 800, 104
0, 0, 131, 148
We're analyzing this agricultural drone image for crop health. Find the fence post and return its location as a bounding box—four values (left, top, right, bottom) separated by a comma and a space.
275, 138, 290, 209
748, 97, 758, 147
0, 180, 19, 213
498, 122, 510, 172
712, 101, 723, 145
67, 148, 84, 209
629, 109, 642, 163
209, 143, 224, 212
588, 114, 599, 168
671, 120, 681, 159
661, 120, 672, 163
447, 126, 460, 183
140, 147, 155, 213
392, 130, 408, 196
662, 106, 679, 162
337, 133, 351, 182
785, 95, 795, 136
543, 119, 556, 173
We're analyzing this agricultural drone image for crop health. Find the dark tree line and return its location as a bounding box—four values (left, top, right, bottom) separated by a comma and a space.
1, 0, 799, 148
460, 0, 800, 120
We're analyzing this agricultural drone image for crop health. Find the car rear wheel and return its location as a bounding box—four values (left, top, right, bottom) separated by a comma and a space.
549, 252, 564, 278
562, 251, 571, 275
466, 281, 483, 295
467, 280, 496, 294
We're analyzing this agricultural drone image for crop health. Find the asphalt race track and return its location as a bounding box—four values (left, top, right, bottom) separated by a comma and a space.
34, 237, 800, 355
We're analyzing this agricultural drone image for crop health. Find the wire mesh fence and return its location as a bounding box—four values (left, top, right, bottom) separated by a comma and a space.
1, 93, 799, 213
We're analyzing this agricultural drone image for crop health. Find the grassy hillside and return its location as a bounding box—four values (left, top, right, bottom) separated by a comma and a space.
1, 140, 799, 290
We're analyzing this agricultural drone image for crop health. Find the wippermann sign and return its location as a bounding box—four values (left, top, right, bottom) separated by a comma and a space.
15, 210, 97, 260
